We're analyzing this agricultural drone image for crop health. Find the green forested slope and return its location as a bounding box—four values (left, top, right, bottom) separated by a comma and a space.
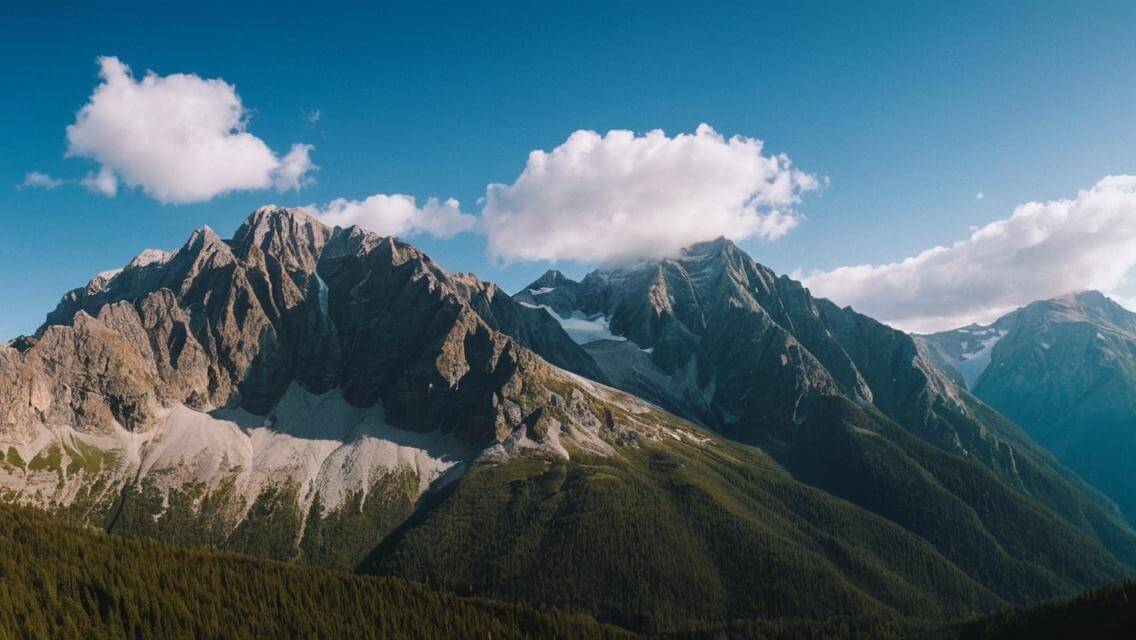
363, 429, 1008, 635
0, 503, 631, 640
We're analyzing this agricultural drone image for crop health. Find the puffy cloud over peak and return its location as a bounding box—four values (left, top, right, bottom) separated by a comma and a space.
800, 175, 1136, 332
480, 124, 820, 264
311, 194, 476, 239
272, 144, 318, 191
65, 56, 316, 204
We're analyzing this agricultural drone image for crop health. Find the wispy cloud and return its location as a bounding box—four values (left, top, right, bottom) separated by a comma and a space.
17, 172, 64, 190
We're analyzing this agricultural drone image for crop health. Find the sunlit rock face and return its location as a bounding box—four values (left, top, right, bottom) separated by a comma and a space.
0, 206, 639, 564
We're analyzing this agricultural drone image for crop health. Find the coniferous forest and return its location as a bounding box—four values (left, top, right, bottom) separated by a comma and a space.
0, 504, 631, 640
4, 498, 1134, 639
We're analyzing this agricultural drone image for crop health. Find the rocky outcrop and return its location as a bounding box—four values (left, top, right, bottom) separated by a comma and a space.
515, 237, 1002, 456
13, 207, 604, 446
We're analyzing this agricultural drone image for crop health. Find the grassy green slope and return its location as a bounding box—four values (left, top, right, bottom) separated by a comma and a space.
364, 426, 1005, 635
0, 503, 631, 640
772, 398, 1136, 609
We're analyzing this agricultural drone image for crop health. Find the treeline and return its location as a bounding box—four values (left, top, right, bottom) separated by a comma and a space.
0, 503, 633, 640
950, 579, 1136, 639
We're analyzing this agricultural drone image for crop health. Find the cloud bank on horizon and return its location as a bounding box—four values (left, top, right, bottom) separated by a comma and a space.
800, 175, 1136, 332
64, 56, 316, 204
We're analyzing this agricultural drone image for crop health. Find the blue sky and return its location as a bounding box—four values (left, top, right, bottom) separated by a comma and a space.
4, 1, 1136, 338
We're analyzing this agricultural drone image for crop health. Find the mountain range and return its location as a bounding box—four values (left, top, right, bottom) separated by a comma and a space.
2, 207, 1135, 635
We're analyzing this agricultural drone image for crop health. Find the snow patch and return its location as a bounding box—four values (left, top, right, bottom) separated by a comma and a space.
129, 249, 173, 269
557, 311, 626, 344
528, 287, 555, 295
953, 329, 1007, 388
516, 302, 627, 345
86, 269, 123, 293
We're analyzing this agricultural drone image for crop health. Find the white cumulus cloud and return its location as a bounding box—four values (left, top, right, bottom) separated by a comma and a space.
480, 124, 820, 264
799, 175, 1136, 332
311, 194, 476, 239
65, 56, 316, 204
18, 172, 64, 190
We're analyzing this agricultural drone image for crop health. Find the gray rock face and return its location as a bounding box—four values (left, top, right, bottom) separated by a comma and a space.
516, 237, 1008, 458
449, 273, 608, 383
9, 207, 607, 447
936, 291, 1136, 524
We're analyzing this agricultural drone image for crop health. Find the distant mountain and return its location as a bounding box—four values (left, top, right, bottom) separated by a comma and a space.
2, 213, 1136, 634
921, 291, 1136, 525
915, 312, 1020, 388
513, 238, 1136, 605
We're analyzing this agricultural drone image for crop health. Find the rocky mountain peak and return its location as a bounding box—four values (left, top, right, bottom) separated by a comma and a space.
527, 269, 574, 290
679, 235, 739, 258
184, 224, 224, 250
953, 288, 1136, 523
127, 249, 173, 270
231, 206, 330, 275
514, 237, 1032, 462
1017, 291, 1136, 338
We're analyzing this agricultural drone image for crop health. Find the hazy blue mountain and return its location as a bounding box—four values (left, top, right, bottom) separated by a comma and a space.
923, 291, 1136, 525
